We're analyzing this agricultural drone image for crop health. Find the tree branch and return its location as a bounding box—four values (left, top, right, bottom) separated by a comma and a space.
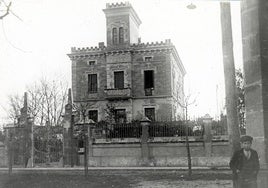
0, 2, 11, 20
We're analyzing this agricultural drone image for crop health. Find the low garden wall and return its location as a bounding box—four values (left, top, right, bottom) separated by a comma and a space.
0, 142, 7, 167
88, 141, 231, 167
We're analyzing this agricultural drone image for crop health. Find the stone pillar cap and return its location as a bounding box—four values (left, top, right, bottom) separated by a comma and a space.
203, 114, 212, 120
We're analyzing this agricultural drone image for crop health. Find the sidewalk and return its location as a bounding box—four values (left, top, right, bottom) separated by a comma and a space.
0, 166, 231, 171
0, 167, 233, 188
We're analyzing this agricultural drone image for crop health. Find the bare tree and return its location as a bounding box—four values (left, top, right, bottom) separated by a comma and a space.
73, 102, 91, 122
73, 100, 94, 177
38, 78, 68, 127
180, 92, 197, 179
5, 78, 68, 164
185, 96, 196, 179
5, 78, 68, 127
0, 1, 11, 20
104, 103, 116, 124
6, 94, 23, 124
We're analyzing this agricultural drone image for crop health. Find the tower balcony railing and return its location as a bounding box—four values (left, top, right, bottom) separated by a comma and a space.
104, 87, 132, 99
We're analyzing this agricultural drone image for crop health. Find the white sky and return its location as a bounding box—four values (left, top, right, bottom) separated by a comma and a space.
0, 0, 242, 125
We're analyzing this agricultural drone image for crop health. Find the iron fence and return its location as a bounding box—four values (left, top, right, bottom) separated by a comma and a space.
149, 121, 203, 137
33, 126, 63, 166
89, 120, 228, 142
92, 121, 142, 139
211, 120, 228, 136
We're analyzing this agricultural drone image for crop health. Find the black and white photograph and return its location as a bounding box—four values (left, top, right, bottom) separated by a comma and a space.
0, 0, 267, 187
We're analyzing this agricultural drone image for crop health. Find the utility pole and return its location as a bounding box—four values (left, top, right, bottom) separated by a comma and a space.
220, 2, 240, 153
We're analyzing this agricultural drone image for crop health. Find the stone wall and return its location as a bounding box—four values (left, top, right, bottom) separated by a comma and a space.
241, 0, 268, 167
72, 55, 107, 101
0, 142, 7, 167
106, 15, 130, 48
88, 142, 230, 167
132, 51, 171, 97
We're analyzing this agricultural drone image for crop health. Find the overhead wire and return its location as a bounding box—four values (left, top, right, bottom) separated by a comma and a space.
1, 20, 30, 53
0, 0, 30, 52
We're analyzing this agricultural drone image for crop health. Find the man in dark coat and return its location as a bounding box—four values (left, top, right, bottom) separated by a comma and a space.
230, 135, 260, 188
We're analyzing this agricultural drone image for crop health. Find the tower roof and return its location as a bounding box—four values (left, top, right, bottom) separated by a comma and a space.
103, 1, 142, 27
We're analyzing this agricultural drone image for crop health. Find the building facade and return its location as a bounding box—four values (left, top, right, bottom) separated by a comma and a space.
68, 2, 186, 122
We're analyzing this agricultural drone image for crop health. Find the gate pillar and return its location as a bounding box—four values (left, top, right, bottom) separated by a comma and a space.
62, 88, 74, 166
241, 1, 268, 187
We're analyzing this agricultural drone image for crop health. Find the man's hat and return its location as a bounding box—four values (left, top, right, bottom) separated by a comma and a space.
240, 135, 253, 143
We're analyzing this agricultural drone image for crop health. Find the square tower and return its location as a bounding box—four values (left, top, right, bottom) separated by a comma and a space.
103, 2, 142, 48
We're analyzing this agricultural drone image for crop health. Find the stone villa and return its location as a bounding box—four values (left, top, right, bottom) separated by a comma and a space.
68, 2, 186, 122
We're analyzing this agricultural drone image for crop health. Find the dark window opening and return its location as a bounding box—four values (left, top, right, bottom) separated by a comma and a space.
144, 70, 154, 96
78, 139, 84, 150
115, 109, 126, 123
144, 56, 152, 61
88, 74, 97, 93
114, 71, 124, 89
145, 108, 155, 121
88, 110, 98, 122
112, 28, 118, 45
144, 70, 154, 89
88, 60, 96, 65
119, 27, 124, 44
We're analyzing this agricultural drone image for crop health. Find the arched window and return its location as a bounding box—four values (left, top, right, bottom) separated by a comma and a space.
112, 28, 118, 45
119, 27, 124, 44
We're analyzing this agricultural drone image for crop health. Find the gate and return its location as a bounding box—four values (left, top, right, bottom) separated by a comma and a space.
5, 125, 63, 168
7, 126, 31, 167
33, 126, 63, 167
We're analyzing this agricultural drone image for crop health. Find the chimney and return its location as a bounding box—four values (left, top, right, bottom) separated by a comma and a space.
98, 42, 105, 48
165, 39, 171, 44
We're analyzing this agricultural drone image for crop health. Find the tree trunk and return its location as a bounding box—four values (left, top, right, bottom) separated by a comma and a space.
185, 107, 192, 179
220, 2, 241, 153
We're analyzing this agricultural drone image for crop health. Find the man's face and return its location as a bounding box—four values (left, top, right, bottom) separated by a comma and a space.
241, 141, 252, 151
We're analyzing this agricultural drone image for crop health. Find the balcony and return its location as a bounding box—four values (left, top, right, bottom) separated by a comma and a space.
145, 88, 154, 96
105, 88, 132, 100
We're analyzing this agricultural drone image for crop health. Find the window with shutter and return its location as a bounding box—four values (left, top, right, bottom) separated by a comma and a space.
144, 70, 154, 89
115, 109, 126, 123
145, 108, 155, 121
114, 71, 124, 89
119, 27, 124, 44
88, 74, 97, 93
88, 110, 98, 122
112, 28, 118, 45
